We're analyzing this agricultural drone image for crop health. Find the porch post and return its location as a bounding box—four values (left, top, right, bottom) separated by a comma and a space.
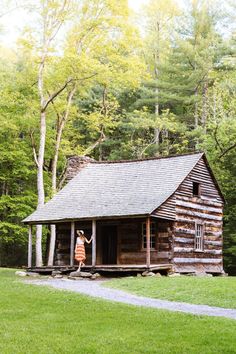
146, 216, 151, 269
92, 220, 96, 267
28, 224, 33, 268
48, 224, 56, 266
70, 221, 75, 266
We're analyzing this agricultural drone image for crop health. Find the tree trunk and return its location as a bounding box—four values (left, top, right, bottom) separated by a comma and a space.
35, 110, 46, 267
35, 225, 43, 267
47, 120, 64, 266
48, 224, 56, 266
201, 81, 208, 134
154, 66, 160, 150
34, 1, 71, 267
37, 111, 46, 206
47, 88, 76, 266
194, 88, 198, 129
154, 100, 160, 147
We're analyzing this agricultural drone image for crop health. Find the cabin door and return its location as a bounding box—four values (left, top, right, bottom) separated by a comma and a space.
101, 225, 117, 264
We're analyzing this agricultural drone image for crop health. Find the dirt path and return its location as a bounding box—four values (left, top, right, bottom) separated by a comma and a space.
29, 278, 236, 320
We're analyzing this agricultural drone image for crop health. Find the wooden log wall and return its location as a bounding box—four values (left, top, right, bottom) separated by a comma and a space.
53, 218, 173, 266
173, 157, 224, 273
55, 222, 92, 266
118, 219, 172, 265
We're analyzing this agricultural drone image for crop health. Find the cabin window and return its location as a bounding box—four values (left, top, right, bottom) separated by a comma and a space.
192, 182, 201, 197
195, 223, 204, 251
142, 222, 156, 249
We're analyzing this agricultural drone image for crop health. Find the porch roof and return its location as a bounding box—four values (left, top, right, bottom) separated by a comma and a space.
23, 152, 204, 224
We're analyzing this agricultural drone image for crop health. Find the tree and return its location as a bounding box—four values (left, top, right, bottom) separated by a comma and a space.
42, 0, 144, 263
135, 0, 180, 153
58, 0, 144, 161
0, 48, 37, 266
157, 0, 225, 149
21, 0, 74, 266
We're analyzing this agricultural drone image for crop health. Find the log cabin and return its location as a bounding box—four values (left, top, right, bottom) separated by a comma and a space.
23, 152, 225, 275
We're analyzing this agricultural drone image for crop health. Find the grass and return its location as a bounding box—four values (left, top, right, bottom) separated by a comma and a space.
0, 269, 236, 354
105, 276, 236, 309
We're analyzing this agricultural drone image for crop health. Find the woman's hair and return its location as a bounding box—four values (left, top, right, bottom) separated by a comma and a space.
77, 230, 85, 237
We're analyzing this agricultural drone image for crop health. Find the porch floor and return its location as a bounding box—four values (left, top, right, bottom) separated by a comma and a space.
27, 264, 172, 274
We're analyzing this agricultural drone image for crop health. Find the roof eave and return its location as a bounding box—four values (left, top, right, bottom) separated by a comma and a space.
150, 152, 204, 215
23, 213, 151, 225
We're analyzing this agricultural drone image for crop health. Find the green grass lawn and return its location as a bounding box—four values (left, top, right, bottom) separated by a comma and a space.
105, 276, 236, 309
0, 269, 236, 354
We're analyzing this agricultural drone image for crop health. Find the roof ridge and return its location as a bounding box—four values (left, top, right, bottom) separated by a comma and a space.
90, 151, 204, 165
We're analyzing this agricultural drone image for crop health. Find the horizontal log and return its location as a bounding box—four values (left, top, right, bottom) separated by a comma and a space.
174, 247, 193, 253
175, 228, 222, 237
175, 200, 222, 213
174, 248, 222, 255
120, 257, 170, 264
174, 237, 194, 244
175, 228, 195, 235
158, 232, 169, 238
174, 264, 223, 273
176, 195, 223, 207
173, 258, 222, 264
156, 251, 170, 258
204, 240, 222, 246
157, 242, 170, 247
205, 249, 222, 255
176, 208, 222, 221
204, 231, 222, 237
175, 217, 195, 224
174, 252, 222, 259
201, 196, 223, 203
174, 229, 222, 238
158, 246, 170, 252
206, 245, 222, 251
176, 217, 222, 227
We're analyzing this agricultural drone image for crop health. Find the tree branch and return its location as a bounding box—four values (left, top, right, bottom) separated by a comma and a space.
29, 131, 39, 168
219, 143, 236, 159
138, 139, 156, 158
83, 131, 106, 155
43, 73, 97, 112
43, 78, 74, 112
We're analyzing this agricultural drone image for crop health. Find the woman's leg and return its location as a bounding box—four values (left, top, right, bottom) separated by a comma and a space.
78, 261, 82, 272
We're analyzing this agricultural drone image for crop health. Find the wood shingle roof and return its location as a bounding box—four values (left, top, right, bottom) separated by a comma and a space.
23, 152, 204, 224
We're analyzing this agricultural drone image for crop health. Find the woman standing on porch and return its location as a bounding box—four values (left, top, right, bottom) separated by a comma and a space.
75, 230, 93, 272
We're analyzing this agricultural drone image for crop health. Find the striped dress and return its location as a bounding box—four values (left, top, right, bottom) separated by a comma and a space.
75, 237, 86, 262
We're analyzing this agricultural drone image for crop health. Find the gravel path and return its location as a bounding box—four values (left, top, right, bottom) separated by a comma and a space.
29, 278, 236, 320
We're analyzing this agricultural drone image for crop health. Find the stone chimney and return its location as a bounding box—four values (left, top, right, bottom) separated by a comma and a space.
65, 155, 96, 181
58, 156, 95, 189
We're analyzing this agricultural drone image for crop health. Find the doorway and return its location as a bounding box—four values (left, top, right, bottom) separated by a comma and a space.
101, 225, 117, 264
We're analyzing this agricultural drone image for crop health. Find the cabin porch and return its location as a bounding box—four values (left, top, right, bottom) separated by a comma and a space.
27, 216, 174, 274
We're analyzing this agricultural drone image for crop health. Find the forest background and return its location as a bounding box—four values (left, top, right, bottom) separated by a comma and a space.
1, 0, 236, 274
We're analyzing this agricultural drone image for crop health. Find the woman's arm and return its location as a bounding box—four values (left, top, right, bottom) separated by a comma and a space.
85, 236, 93, 244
